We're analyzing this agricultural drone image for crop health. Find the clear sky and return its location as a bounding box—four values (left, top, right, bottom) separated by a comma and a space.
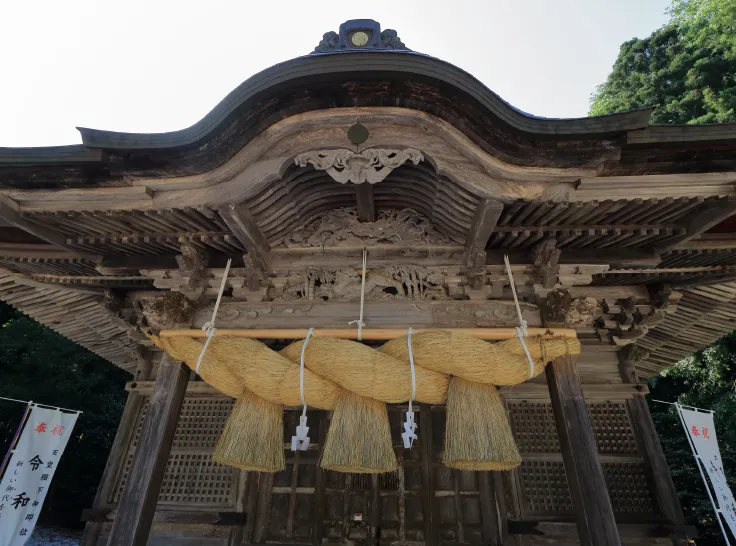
0, 0, 671, 147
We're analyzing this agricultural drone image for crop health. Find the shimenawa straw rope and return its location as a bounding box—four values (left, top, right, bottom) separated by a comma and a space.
195, 258, 232, 375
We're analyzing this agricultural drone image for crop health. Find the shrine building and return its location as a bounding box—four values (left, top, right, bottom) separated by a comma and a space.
1, 19, 736, 546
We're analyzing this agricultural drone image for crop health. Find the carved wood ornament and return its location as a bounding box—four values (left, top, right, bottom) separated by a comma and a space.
280, 208, 451, 248
294, 148, 424, 184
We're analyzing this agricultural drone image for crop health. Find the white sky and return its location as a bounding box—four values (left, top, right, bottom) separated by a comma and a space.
0, 0, 670, 148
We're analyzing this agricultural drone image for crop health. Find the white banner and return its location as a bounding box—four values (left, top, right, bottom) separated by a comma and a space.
678, 406, 736, 542
0, 405, 79, 546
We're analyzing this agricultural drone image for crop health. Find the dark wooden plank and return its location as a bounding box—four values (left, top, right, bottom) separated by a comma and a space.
492, 472, 509, 543
0, 195, 101, 262
106, 353, 190, 546
465, 198, 504, 267
313, 412, 327, 546
419, 404, 436, 546
355, 183, 376, 222
369, 474, 380, 546
242, 473, 261, 544
219, 201, 272, 271
478, 472, 502, 546
253, 472, 275, 543
545, 355, 621, 546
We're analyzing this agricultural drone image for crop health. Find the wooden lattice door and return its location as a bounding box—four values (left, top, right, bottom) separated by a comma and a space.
250, 405, 501, 546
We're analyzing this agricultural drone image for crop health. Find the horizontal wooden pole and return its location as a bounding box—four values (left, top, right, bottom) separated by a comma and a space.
126, 380, 646, 400
158, 327, 578, 341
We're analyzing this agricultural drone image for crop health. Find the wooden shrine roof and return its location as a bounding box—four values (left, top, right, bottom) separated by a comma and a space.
0, 19, 734, 377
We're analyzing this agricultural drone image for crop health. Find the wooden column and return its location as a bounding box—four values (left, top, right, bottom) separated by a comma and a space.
619, 351, 686, 527
546, 355, 621, 546
106, 353, 190, 546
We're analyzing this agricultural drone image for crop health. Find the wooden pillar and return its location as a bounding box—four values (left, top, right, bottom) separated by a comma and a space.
546, 355, 621, 546
106, 353, 190, 546
619, 351, 686, 528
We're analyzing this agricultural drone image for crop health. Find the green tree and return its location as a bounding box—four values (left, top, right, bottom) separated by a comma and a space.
590, 0, 736, 124
0, 302, 130, 528
648, 334, 736, 545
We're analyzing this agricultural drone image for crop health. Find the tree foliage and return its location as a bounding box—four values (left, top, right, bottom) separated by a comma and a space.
648, 334, 736, 545
0, 302, 130, 528
590, 0, 736, 124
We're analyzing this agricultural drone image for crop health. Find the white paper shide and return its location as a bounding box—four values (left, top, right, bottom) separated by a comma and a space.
0, 406, 78, 546
678, 406, 736, 541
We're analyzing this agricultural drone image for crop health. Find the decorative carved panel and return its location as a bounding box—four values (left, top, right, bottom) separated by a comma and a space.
294, 149, 423, 184
279, 208, 450, 248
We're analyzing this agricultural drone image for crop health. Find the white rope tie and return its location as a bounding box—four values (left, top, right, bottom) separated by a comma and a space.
402, 327, 418, 448
504, 255, 535, 380
195, 258, 231, 375
348, 249, 368, 340
292, 328, 314, 451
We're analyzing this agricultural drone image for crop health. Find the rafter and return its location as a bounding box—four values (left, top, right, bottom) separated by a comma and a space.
654, 196, 736, 253
0, 195, 101, 262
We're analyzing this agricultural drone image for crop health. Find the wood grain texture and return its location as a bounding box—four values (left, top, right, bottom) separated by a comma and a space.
106, 354, 190, 546
545, 355, 621, 546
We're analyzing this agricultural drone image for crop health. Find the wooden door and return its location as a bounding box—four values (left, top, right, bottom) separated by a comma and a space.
249, 405, 502, 546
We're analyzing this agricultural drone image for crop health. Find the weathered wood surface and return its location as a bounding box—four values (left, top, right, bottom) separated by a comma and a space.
620, 350, 686, 527
355, 183, 376, 222
0, 195, 101, 261
106, 354, 190, 546
465, 198, 503, 267
218, 201, 271, 271
191, 300, 541, 330
545, 355, 621, 546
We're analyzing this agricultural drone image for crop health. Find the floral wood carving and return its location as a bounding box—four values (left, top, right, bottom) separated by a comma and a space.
294, 148, 424, 184
272, 266, 448, 302
279, 208, 451, 248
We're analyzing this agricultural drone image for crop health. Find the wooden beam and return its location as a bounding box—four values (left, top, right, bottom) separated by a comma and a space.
218, 201, 271, 271
0, 195, 101, 262
106, 353, 189, 546
654, 195, 736, 252
466, 198, 503, 267
546, 355, 621, 546
191, 300, 543, 331
355, 183, 376, 222
126, 380, 647, 400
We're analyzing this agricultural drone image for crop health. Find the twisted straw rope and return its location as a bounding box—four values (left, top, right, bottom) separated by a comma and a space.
153, 331, 579, 407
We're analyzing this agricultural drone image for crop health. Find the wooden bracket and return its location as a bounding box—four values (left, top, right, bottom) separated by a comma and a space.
465, 198, 503, 268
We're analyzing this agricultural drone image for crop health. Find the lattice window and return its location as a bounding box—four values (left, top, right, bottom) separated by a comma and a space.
603, 462, 655, 514
115, 395, 237, 507
518, 461, 573, 516
517, 461, 655, 517
507, 402, 559, 453
508, 402, 639, 456
588, 404, 639, 455
508, 401, 657, 520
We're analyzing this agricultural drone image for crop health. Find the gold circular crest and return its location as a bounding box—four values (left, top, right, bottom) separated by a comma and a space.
351, 31, 369, 47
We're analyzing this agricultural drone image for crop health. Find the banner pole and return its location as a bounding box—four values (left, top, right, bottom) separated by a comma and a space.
0, 401, 33, 480
675, 403, 732, 545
